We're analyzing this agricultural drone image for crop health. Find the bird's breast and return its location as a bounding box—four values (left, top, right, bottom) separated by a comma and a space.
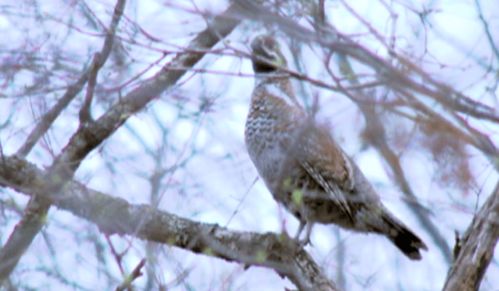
244, 111, 292, 188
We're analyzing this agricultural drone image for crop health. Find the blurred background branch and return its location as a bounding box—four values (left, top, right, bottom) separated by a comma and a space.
0, 0, 497, 290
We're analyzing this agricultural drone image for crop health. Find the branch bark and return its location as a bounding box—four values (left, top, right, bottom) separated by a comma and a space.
0, 155, 338, 291
0, 0, 240, 283
443, 182, 499, 291
0, 0, 127, 282
1, 2, 338, 290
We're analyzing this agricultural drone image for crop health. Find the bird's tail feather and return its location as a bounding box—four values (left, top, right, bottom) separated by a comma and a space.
380, 214, 428, 260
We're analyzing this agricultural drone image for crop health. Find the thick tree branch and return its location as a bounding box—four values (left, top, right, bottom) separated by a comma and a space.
0, 155, 338, 291
49, 1, 241, 181
443, 182, 499, 291
1, 0, 241, 283
0, 196, 50, 281
0, 0, 128, 282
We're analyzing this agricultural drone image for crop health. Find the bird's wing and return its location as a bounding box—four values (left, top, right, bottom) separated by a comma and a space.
290, 122, 357, 216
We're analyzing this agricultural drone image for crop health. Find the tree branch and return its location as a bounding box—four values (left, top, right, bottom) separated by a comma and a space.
15, 0, 127, 158
0, 0, 128, 283
1, 0, 242, 283
443, 182, 499, 291
0, 155, 339, 291
234, 0, 499, 165
359, 102, 452, 263
332, 52, 452, 262
48, 0, 241, 180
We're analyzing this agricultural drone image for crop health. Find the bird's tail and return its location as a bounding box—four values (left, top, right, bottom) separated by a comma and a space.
380, 213, 428, 260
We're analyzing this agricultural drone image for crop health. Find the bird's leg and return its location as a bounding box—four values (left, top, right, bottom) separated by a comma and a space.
301, 222, 314, 247
294, 220, 306, 241
294, 220, 314, 248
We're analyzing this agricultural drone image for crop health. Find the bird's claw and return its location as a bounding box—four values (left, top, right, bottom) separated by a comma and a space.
296, 237, 311, 249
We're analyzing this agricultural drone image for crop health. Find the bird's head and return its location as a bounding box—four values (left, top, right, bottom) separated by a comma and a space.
250, 35, 287, 73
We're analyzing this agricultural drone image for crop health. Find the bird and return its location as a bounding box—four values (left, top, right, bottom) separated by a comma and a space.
244, 34, 428, 260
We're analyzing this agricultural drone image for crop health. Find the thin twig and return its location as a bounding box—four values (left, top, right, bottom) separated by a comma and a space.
115, 259, 146, 291
0, 0, 128, 284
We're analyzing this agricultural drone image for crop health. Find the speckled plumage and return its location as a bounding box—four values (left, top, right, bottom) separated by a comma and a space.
244, 35, 428, 260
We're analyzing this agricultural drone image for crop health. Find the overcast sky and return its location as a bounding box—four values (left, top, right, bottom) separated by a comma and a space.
0, 0, 498, 290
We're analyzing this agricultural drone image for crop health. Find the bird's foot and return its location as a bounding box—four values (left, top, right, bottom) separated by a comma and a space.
297, 231, 314, 248
296, 237, 312, 249
294, 222, 314, 249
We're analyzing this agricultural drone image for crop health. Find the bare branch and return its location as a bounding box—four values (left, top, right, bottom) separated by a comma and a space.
115, 259, 146, 291
78, 53, 101, 124
443, 182, 499, 291
1, 1, 495, 289
0, 155, 339, 291
49, 1, 241, 180
250, 1, 499, 172
15, 0, 127, 158
0, 0, 128, 283
234, 0, 499, 124
332, 52, 452, 263
474, 0, 499, 61
0, 196, 50, 280
359, 102, 453, 263
1, 0, 242, 285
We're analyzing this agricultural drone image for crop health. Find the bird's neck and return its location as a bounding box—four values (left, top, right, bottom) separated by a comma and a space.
253, 73, 300, 108
254, 71, 289, 87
